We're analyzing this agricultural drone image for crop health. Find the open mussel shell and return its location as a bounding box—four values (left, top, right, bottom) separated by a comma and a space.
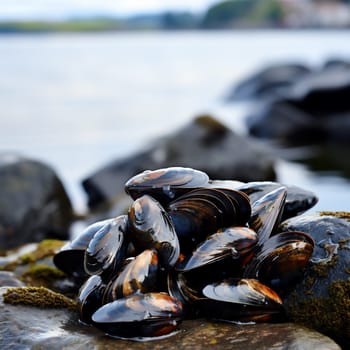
176, 227, 257, 277
244, 231, 314, 293
84, 215, 128, 277
92, 292, 184, 339
53, 218, 114, 279
125, 167, 210, 204
249, 186, 287, 245
238, 181, 318, 221
103, 249, 159, 303
128, 195, 180, 270
78, 275, 105, 325
200, 278, 283, 322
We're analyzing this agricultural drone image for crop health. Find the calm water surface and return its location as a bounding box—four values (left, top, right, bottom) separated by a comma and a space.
1, 30, 350, 212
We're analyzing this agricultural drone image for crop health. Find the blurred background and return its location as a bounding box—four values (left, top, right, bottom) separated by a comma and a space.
1, 0, 350, 214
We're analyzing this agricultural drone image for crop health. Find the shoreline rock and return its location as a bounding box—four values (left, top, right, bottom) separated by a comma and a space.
82, 115, 276, 211
0, 154, 74, 251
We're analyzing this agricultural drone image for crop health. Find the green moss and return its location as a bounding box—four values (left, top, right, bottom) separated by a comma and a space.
319, 211, 350, 222
21, 264, 65, 287
287, 280, 350, 344
1, 239, 65, 271
194, 115, 229, 134
3, 286, 77, 310
311, 255, 339, 278
20, 239, 65, 263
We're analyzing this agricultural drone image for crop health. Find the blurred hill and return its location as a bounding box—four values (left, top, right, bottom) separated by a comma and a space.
0, 0, 350, 32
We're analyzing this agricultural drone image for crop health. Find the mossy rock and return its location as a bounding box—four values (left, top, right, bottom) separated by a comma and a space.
280, 212, 350, 347
0, 240, 80, 295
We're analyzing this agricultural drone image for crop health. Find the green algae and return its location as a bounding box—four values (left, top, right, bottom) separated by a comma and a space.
194, 114, 229, 134
3, 286, 77, 310
21, 264, 65, 288
0, 239, 65, 271
286, 279, 350, 345
19, 239, 65, 264
319, 211, 350, 222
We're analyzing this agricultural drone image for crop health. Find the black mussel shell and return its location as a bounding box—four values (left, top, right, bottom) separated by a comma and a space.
125, 167, 210, 204
238, 181, 318, 221
84, 215, 128, 277
176, 226, 257, 274
128, 195, 180, 270
200, 278, 283, 322
103, 249, 159, 303
206, 179, 244, 190
167, 271, 203, 317
53, 218, 114, 279
244, 231, 314, 293
249, 186, 287, 245
78, 275, 105, 325
168, 188, 251, 251
92, 292, 184, 339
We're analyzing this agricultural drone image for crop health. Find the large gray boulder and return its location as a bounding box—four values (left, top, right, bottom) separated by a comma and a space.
246, 63, 350, 145
281, 212, 350, 347
82, 115, 276, 210
0, 154, 74, 250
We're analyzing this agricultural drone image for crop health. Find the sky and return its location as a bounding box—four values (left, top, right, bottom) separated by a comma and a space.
0, 0, 220, 20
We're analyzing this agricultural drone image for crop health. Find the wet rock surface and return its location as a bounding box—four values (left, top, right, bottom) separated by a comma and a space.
82, 115, 276, 210
0, 286, 341, 350
243, 61, 350, 146
0, 154, 74, 250
226, 62, 311, 101
280, 212, 350, 347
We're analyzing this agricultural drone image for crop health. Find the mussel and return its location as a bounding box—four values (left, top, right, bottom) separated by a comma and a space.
128, 195, 180, 270
244, 231, 314, 292
249, 186, 287, 245
125, 167, 210, 204
238, 181, 318, 221
84, 215, 128, 278
92, 292, 184, 339
200, 278, 283, 322
102, 249, 159, 303
168, 188, 251, 250
176, 226, 258, 283
78, 275, 105, 324
53, 218, 115, 279
52, 166, 318, 341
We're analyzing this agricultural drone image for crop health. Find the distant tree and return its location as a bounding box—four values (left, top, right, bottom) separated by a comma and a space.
201, 0, 256, 28
161, 11, 198, 29
201, 0, 285, 28
247, 0, 285, 25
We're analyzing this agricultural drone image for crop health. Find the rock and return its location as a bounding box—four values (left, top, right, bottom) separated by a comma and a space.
246, 101, 323, 143
0, 240, 79, 296
226, 62, 311, 100
246, 64, 350, 146
82, 115, 276, 210
0, 287, 341, 350
280, 212, 350, 347
0, 154, 74, 250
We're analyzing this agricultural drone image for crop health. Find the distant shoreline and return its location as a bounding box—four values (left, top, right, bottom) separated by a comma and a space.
1, 25, 350, 35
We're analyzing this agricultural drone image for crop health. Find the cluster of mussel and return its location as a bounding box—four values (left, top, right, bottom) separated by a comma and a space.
53, 167, 317, 340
